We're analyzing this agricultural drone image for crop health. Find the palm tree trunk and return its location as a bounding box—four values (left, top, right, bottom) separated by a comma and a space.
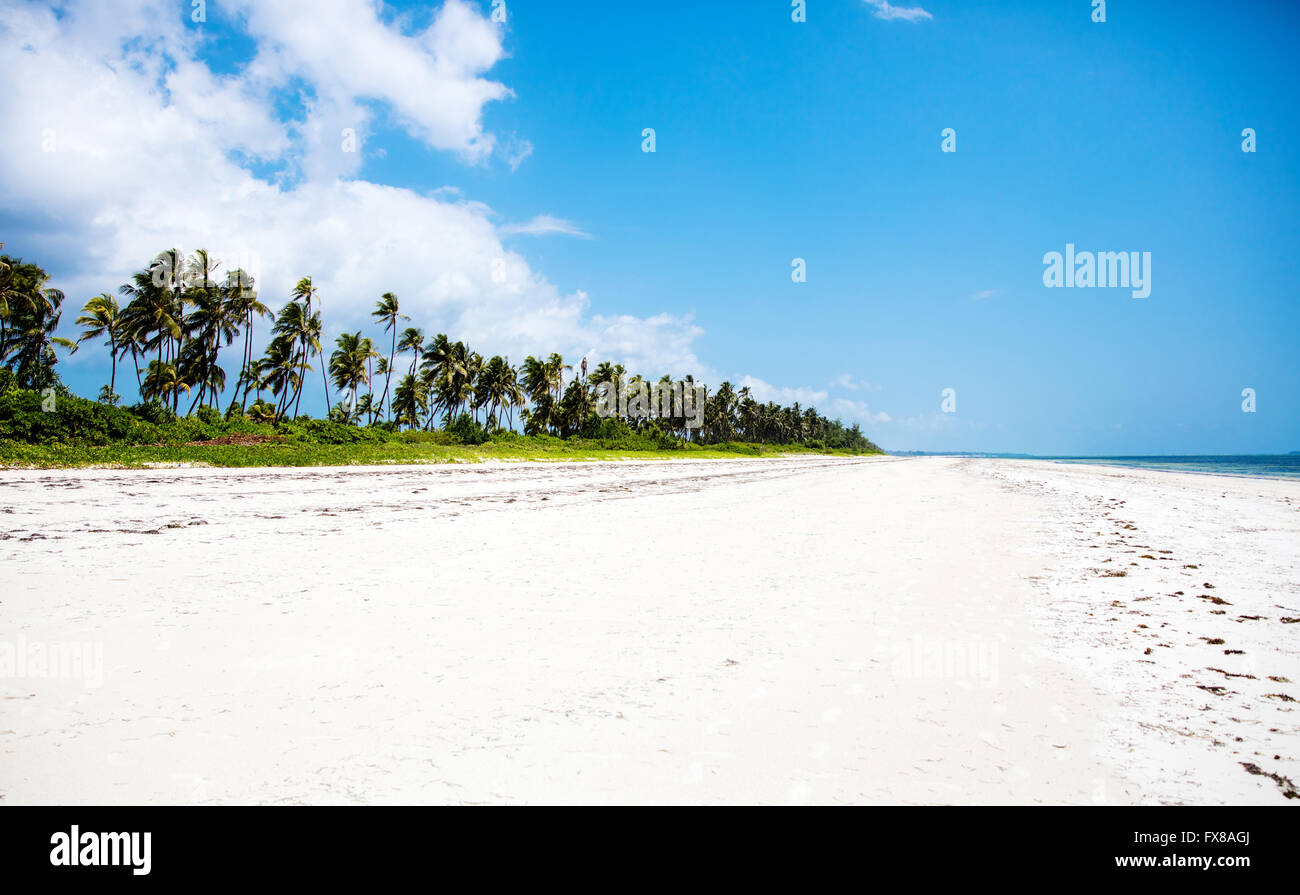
293, 346, 308, 418
320, 351, 331, 414
382, 327, 396, 420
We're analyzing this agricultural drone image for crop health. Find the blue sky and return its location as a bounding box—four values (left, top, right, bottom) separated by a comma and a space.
2, 0, 1297, 453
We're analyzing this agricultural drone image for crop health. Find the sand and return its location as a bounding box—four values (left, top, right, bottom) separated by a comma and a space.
0, 456, 1296, 805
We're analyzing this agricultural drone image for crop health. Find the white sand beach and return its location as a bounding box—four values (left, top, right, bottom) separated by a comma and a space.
1, 456, 1296, 805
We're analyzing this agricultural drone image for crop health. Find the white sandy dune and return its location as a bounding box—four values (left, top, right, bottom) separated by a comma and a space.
0, 456, 1296, 805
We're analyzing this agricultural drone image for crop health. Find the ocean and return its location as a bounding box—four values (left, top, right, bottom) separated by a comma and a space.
1046, 455, 1300, 480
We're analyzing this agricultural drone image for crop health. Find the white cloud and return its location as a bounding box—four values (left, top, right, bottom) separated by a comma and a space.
734, 377, 890, 427
970, 289, 1002, 301
501, 215, 592, 238
829, 398, 892, 425
0, 0, 703, 384
864, 1, 934, 23
500, 134, 534, 171
227, 0, 510, 164
831, 373, 881, 392
736, 376, 828, 407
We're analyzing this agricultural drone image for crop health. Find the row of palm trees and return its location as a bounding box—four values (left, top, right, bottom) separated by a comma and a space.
0, 251, 76, 391
2, 248, 877, 450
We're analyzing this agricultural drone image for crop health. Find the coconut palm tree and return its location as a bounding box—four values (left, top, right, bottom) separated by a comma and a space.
396, 327, 424, 378
329, 331, 376, 418
182, 255, 241, 413
0, 258, 76, 389
271, 298, 321, 418
475, 355, 513, 429
371, 292, 407, 420
543, 353, 569, 400
261, 335, 304, 418
141, 360, 190, 406
76, 293, 123, 396
391, 373, 426, 430
226, 270, 270, 411
241, 357, 268, 404
119, 264, 183, 371
291, 276, 329, 413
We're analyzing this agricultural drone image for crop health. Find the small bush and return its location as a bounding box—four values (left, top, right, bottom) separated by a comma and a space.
129, 400, 177, 426
444, 413, 489, 445
397, 430, 458, 445
280, 418, 390, 445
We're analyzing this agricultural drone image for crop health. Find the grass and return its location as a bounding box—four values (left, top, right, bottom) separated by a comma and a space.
0, 438, 877, 469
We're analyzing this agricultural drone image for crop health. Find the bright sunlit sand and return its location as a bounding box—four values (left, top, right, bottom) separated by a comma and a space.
2, 456, 1296, 805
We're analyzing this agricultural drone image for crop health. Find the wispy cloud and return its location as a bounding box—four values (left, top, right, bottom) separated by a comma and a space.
864, 1, 933, 23
501, 215, 592, 238
501, 133, 534, 171
832, 373, 882, 392
830, 398, 892, 425
970, 289, 1002, 301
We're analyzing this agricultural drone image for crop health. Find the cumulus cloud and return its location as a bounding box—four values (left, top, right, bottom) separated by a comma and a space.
0, 0, 702, 380
863, 1, 934, 23
227, 0, 510, 164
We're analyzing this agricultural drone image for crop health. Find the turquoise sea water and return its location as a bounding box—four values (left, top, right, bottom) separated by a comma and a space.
1046, 455, 1300, 480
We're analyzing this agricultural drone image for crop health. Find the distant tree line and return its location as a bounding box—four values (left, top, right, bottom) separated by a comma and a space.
0, 249, 880, 452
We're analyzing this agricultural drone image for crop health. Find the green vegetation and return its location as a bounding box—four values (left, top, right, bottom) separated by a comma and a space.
0, 249, 883, 468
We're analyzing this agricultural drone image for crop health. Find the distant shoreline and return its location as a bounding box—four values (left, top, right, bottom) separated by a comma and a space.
889, 453, 1300, 481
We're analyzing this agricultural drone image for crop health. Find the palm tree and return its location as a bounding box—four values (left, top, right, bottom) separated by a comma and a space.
391, 373, 427, 430
241, 358, 268, 404
182, 254, 242, 413
76, 293, 123, 395
371, 357, 390, 423
261, 335, 303, 418
424, 337, 480, 423
329, 332, 376, 418
475, 355, 514, 429
119, 264, 182, 371
0, 257, 76, 389
354, 392, 379, 425
291, 276, 329, 414
141, 360, 190, 406
272, 297, 321, 418
227, 270, 270, 411
396, 327, 424, 378
371, 292, 407, 420
543, 353, 570, 400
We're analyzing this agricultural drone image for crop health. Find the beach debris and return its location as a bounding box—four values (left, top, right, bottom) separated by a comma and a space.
1239, 762, 1299, 800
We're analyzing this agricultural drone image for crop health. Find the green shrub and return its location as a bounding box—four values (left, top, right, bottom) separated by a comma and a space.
0, 389, 164, 445
398, 429, 458, 445
129, 400, 177, 426
444, 413, 489, 445
280, 418, 390, 445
